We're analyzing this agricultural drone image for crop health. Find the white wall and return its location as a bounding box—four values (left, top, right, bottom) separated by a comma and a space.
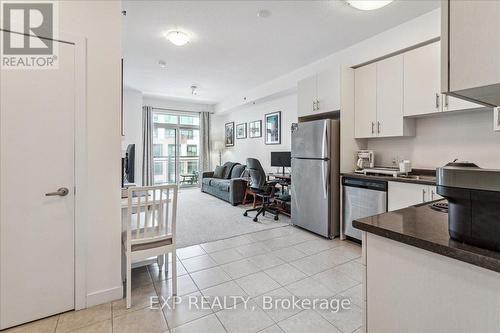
60, 0, 123, 306
122, 88, 143, 185
211, 93, 297, 173
367, 110, 500, 169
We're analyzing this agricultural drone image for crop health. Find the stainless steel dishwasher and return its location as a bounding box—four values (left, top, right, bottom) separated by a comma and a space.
341, 176, 388, 242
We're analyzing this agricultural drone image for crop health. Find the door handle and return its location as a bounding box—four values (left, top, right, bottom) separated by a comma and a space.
312, 101, 315, 111
371, 122, 374, 134
435, 93, 440, 109
45, 187, 69, 197
445, 95, 449, 108
316, 100, 320, 111
377, 121, 381, 134
422, 188, 426, 202
431, 189, 435, 201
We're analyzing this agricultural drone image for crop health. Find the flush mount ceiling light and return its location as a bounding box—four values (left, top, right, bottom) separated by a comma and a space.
164, 30, 190, 46
345, 0, 393, 11
257, 9, 271, 18
191, 85, 198, 95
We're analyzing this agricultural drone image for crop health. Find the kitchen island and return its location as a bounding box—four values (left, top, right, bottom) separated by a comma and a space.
353, 202, 500, 333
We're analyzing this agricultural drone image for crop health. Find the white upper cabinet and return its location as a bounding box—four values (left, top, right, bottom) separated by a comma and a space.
316, 68, 340, 113
377, 54, 414, 137
354, 55, 414, 139
354, 63, 377, 138
442, 0, 500, 107
297, 68, 340, 117
403, 42, 441, 117
297, 75, 317, 118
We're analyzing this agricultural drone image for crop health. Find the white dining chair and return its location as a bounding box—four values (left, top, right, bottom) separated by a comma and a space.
123, 185, 178, 308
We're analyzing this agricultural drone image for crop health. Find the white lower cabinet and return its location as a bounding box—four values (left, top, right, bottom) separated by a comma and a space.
388, 182, 442, 212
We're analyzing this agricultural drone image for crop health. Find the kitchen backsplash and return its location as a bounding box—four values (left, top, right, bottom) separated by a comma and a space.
366, 109, 500, 169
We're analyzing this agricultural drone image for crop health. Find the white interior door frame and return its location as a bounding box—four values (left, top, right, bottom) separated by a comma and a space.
55, 32, 88, 311
0, 30, 88, 322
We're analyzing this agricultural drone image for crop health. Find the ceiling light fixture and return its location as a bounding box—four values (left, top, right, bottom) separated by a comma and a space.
345, 0, 393, 11
158, 60, 167, 68
165, 30, 190, 46
257, 9, 271, 18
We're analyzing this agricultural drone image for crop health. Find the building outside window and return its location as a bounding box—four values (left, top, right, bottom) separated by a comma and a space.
152, 110, 200, 186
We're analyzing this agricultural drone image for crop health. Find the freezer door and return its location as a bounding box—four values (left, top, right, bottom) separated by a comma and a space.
292, 120, 330, 159
291, 158, 330, 237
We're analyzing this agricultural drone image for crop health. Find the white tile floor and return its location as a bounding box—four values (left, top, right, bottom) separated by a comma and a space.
4, 226, 363, 333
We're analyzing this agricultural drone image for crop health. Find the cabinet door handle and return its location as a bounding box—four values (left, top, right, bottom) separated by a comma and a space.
377, 121, 381, 134
371, 122, 374, 134
435, 93, 440, 109
431, 189, 435, 201
422, 188, 427, 202
316, 100, 320, 111
445, 95, 449, 108
312, 101, 316, 111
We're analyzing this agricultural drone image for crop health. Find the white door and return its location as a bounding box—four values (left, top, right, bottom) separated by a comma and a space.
354, 63, 377, 138
297, 75, 317, 117
376, 54, 404, 137
0, 39, 76, 329
316, 68, 340, 113
403, 42, 441, 116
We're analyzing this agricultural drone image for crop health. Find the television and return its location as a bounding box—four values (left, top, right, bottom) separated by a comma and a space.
271, 151, 291, 174
122, 144, 135, 186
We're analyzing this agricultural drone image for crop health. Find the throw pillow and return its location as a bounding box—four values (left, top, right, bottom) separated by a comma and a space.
213, 165, 226, 179
231, 164, 246, 179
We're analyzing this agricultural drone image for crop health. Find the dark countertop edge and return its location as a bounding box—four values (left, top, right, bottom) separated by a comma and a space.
353, 220, 500, 274
341, 172, 436, 186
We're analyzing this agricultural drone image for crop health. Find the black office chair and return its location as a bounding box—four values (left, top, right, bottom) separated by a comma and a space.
243, 158, 279, 222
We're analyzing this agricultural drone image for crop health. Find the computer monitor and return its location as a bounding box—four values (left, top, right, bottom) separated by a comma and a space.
271, 151, 291, 174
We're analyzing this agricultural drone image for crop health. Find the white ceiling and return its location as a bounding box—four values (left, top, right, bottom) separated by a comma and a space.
123, 0, 439, 104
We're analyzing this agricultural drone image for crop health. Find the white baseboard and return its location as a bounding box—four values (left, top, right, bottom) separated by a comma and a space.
86, 285, 123, 308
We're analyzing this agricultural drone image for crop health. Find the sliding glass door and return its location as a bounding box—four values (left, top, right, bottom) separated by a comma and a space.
152, 111, 200, 187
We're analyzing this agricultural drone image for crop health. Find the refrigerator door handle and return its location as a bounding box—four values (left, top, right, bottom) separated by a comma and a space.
322, 161, 328, 199
321, 121, 328, 159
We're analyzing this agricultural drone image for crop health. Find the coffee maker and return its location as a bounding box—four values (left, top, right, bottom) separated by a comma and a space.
355, 150, 374, 172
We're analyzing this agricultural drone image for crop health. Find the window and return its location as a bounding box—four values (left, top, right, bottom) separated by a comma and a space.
154, 114, 177, 124
152, 110, 200, 186
153, 144, 163, 157
168, 144, 176, 156
187, 161, 198, 174
187, 145, 198, 156
179, 115, 199, 126
154, 162, 163, 175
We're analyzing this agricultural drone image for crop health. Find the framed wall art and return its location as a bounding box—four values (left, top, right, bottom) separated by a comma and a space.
225, 122, 235, 147
248, 120, 262, 138
265, 111, 281, 145
236, 123, 247, 139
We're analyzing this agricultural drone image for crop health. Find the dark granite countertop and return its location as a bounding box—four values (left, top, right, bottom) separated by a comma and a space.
353, 201, 500, 273
341, 170, 436, 185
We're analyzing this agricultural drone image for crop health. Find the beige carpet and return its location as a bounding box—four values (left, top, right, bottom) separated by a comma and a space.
176, 188, 290, 247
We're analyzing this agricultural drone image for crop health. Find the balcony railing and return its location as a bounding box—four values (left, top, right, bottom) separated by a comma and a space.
153, 155, 200, 186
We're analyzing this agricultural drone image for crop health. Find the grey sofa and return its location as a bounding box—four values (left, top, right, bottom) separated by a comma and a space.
201, 162, 247, 205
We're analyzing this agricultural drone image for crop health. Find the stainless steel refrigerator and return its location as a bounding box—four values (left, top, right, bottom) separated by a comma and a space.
291, 119, 340, 238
